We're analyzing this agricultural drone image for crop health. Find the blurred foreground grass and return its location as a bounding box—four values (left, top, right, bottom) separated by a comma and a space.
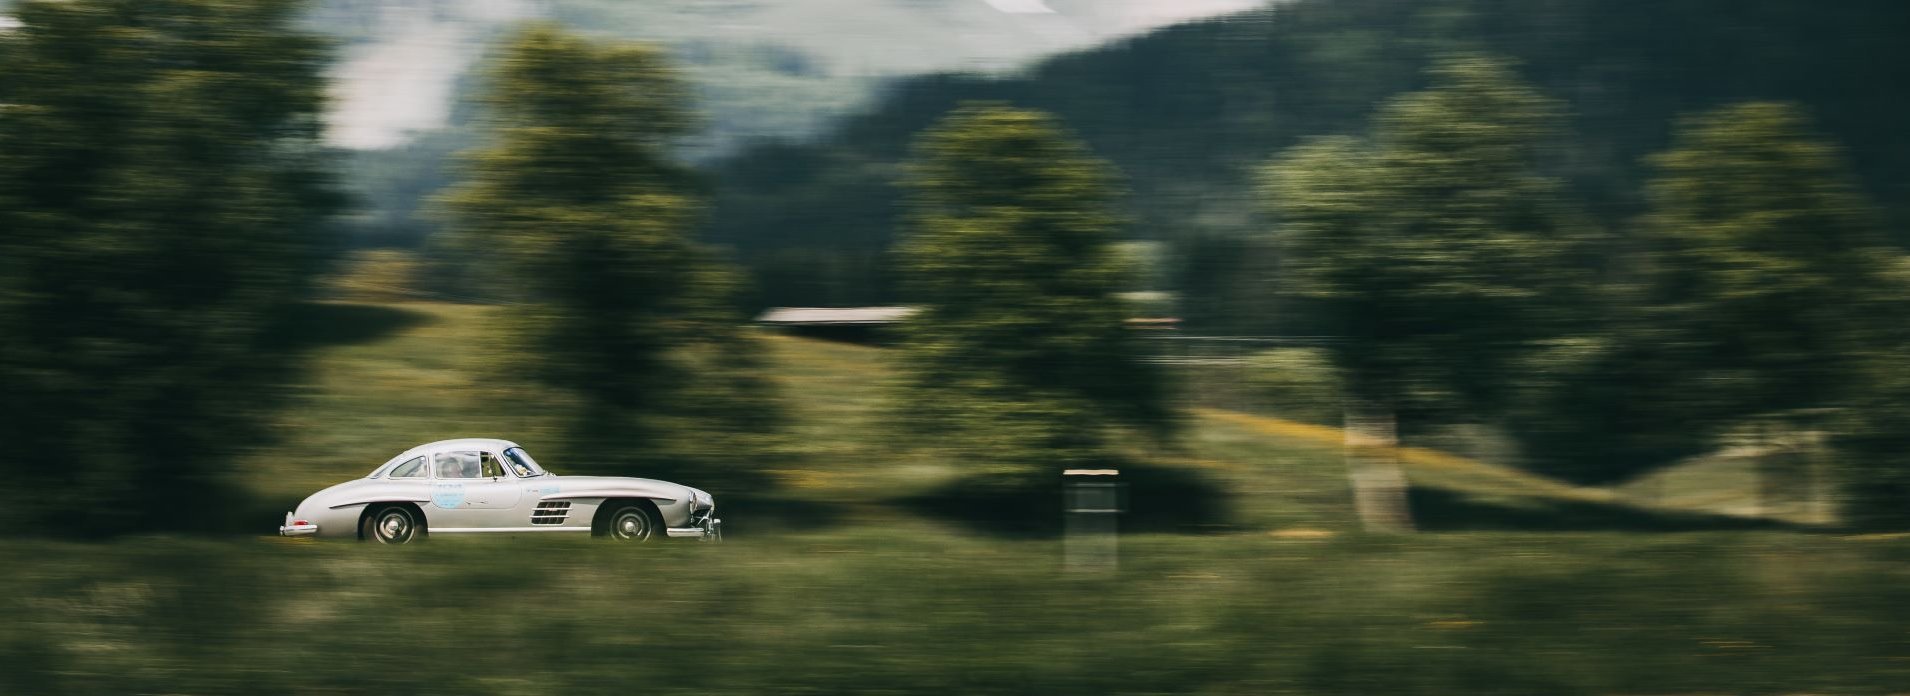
7, 531, 1910, 694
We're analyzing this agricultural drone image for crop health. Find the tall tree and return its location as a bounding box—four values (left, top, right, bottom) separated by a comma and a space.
0, 0, 338, 535
1263, 54, 1589, 531
443, 24, 778, 488
1636, 102, 1900, 520
893, 104, 1169, 486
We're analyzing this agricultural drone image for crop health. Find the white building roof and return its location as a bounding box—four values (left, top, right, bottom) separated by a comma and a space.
756, 306, 918, 325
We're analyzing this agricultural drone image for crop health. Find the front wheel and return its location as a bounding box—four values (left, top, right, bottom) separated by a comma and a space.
360, 504, 423, 544
599, 502, 659, 542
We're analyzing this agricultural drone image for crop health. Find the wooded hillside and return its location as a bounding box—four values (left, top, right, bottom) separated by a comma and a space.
703, 0, 1910, 324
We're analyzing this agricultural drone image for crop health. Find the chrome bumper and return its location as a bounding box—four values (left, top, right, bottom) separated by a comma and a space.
666, 516, 722, 540
279, 512, 318, 537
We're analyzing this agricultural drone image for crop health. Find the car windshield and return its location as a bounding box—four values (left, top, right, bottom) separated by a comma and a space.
502, 447, 547, 477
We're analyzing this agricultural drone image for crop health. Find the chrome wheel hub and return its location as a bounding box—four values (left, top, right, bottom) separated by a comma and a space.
614, 511, 648, 540
378, 513, 409, 541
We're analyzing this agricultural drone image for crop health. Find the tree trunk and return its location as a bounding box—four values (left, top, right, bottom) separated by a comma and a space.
1747, 420, 1777, 520
1343, 403, 1414, 532
1748, 438, 1767, 520
1806, 429, 1833, 526
1750, 419, 1823, 522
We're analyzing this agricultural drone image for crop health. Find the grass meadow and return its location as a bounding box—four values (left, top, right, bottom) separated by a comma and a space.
7, 300, 1909, 694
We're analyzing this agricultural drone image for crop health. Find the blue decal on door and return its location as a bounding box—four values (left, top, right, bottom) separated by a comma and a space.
432, 483, 467, 509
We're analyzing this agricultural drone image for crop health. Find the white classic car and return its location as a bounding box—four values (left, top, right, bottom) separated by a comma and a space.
278, 438, 719, 543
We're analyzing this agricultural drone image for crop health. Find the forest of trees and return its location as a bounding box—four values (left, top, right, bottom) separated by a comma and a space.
8, 0, 1910, 534
1260, 55, 1907, 527
702, 0, 1910, 321
322, 1, 1910, 317
689, 0, 1910, 500
0, 0, 340, 534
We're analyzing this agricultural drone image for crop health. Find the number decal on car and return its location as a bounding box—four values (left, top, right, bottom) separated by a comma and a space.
432, 482, 467, 509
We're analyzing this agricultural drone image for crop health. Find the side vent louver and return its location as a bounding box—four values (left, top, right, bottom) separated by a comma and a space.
532, 500, 571, 525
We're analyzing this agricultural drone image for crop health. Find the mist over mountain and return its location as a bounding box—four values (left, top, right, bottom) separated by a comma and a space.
308, 0, 1262, 150
298, 0, 1261, 247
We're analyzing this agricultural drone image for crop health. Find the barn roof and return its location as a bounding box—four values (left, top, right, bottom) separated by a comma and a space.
755, 306, 919, 325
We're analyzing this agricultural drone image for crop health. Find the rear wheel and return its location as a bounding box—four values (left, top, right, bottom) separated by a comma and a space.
360, 504, 422, 544
598, 502, 658, 542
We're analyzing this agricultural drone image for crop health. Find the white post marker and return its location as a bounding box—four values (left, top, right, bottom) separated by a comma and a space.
1063, 468, 1123, 572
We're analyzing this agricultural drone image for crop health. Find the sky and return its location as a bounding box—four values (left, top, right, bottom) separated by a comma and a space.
322, 0, 540, 150
320, 0, 1266, 150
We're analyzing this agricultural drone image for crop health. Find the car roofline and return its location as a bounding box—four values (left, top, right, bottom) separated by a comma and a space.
368, 438, 527, 477
401, 438, 523, 455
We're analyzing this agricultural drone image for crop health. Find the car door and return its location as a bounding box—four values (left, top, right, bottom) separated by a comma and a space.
428, 450, 524, 529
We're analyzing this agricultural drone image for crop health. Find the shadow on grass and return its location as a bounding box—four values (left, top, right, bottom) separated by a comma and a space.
766, 325, 896, 346
896, 463, 1235, 538
232, 493, 307, 537
711, 495, 846, 537
218, 493, 846, 539
265, 302, 435, 351
1408, 485, 1800, 532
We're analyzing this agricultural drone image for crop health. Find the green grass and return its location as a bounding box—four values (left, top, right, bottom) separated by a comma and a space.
8, 531, 1910, 694
239, 300, 1790, 535
758, 333, 958, 503
15, 299, 1900, 694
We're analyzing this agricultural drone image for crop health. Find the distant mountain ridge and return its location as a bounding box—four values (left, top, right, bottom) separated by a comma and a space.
306, 0, 1263, 151
702, 0, 1910, 321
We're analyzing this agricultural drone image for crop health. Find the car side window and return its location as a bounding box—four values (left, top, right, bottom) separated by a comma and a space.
433, 451, 480, 479
432, 451, 505, 479
388, 456, 426, 479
